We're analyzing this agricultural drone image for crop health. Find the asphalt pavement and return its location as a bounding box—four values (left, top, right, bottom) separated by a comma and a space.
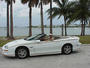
0, 45, 90, 68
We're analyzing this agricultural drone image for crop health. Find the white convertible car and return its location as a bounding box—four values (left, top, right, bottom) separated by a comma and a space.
2, 34, 81, 59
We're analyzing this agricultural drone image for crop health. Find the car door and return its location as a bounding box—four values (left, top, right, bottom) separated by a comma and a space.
31, 40, 61, 56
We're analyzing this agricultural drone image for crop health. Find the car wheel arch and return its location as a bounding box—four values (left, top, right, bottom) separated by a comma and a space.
62, 43, 73, 53
15, 46, 30, 57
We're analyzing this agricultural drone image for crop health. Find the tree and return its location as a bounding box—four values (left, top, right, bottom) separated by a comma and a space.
40, 0, 44, 34
40, 0, 51, 34
4, 0, 15, 39
50, 0, 53, 38
6, 0, 10, 38
10, 0, 15, 39
89, 19, 90, 27
43, 0, 53, 38
68, 0, 90, 36
47, 0, 75, 36
21, 0, 39, 37
4, 0, 10, 38
21, 0, 51, 35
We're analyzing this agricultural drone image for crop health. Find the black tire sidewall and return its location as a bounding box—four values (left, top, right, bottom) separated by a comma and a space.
16, 47, 28, 59
62, 45, 72, 55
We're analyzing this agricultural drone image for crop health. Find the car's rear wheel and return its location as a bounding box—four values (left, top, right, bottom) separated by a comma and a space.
62, 45, 72, 55
16, 47, 29, 59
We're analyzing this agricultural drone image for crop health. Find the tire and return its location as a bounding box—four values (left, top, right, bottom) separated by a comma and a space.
62, 45, 72, 55
16, 47, 29, 59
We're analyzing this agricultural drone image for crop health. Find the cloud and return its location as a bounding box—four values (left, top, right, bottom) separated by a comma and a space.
0, 8, 6, 17
13, 0, 28, 17
0, 0, 57, 18
0, 0, 63, 27
14, 0, 40, 17
14, 1, 57, 17
17, 8, 29, 17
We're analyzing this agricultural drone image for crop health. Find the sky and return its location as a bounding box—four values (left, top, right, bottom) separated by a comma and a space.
0, 0, 77, 27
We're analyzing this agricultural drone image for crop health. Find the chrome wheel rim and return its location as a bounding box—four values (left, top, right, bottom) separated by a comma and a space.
64, 45, 72, 54
17, 49, 27, 58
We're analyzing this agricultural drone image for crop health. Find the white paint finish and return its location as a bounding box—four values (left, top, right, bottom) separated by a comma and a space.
30, 41, 62, 56
1, 36, 81, 57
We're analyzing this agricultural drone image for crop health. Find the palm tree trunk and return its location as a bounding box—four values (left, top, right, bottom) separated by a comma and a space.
64, 16, 67, 36
10, 0, 14, 39
81, 21, 83, 36
29, 6, 32, 37
81, 20, 84, 36
83, 20, 86, 36
7, 3, 10, 38
40, 0, 44, 34
62, 24, 64, 36
50, 0, 53, 39
89, 19, 90, 27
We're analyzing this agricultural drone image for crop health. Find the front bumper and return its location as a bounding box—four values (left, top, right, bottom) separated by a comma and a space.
1, 47, 15, 57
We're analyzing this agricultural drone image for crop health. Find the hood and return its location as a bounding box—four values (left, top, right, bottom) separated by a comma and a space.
4, 39, 40, 47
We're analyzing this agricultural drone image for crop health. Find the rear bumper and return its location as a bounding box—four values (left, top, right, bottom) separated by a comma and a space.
73, 43, 81, 51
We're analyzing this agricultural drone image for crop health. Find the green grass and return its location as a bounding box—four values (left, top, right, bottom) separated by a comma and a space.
79, 35, 90, 44
0, 36, 25, 47
0, 39, 12, 47
0, 35, 90, 47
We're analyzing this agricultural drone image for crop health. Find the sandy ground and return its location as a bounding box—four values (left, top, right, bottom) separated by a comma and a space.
0, 45, 90, 68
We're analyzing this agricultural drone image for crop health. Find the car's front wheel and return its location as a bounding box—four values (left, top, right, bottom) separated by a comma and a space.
16, 47, 29, 59
62, 45, 72, 55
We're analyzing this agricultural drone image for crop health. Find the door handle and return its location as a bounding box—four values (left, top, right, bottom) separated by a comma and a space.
37, 42, 40, 44
30, 47, 33, 48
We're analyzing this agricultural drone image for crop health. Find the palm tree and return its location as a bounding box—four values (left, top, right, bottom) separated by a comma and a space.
5, 0, 10, 38
89, 19, 90, 27
50, 0, 53, 38
21, 0, 39, 37
68, 0, 90, 36
47, 0, 74, 36
4, 0, 15, 39
21, 0, 51, 35
6, 0, 10, 38
40, 0, 51, 34
10, 0, 15, 39
43, 0, 53, 38
40, 0, 44, 34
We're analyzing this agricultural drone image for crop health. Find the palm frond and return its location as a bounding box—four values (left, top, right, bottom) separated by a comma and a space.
67, 9, 82, 25
31, 0, 39, 7
21, 0, 29, 4
47, 7, 60, 15
13, 0, 15, 3
53, 0, 62, 7
42, 0, 50, 5
57, 14, 61, 19
47, 7, 61, 19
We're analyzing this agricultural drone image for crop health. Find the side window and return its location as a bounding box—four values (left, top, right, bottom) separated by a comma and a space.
40, 37, 45, 41
40, 36, 49, 41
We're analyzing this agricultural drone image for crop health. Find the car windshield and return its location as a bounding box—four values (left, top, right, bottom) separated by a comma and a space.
24, 34, 45, 41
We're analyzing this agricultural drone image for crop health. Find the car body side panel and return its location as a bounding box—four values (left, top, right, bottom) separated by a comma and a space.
29, 41, 62, 56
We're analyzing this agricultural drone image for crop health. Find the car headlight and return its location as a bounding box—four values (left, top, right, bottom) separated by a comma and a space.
4, 45, 8, 49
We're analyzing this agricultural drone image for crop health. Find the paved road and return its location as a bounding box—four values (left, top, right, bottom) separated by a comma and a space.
0, 45, 90, 68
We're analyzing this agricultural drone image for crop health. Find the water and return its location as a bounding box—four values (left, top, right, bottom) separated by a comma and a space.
0, 27, 90, 36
